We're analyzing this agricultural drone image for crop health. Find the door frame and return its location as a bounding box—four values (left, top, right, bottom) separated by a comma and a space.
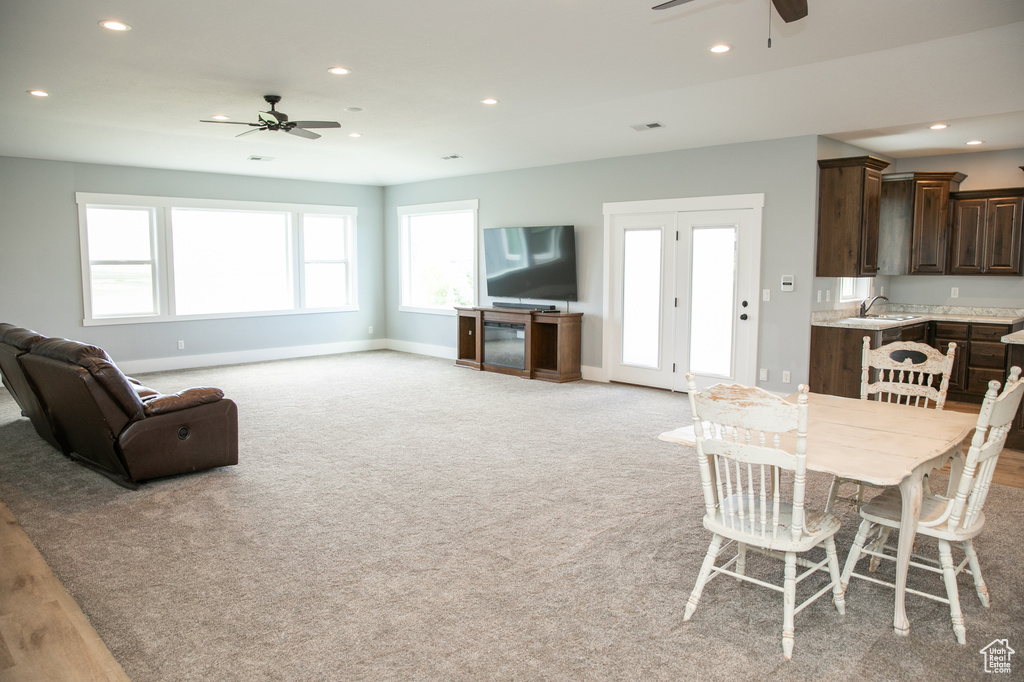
600, 193, 764, 386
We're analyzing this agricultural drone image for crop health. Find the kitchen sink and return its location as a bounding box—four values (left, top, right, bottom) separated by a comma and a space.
852, 314, 920, 321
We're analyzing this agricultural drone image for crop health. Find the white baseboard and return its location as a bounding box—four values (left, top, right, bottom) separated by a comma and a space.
118, 338, 605, 382
117, 339, 389, 374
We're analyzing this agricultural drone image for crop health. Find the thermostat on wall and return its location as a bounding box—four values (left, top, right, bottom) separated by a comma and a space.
780, 275, 795, 292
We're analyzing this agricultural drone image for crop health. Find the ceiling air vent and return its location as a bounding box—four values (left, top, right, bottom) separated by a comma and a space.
247, 155, 275, 162
631, 122, 665, 132
441, 154, 463, 161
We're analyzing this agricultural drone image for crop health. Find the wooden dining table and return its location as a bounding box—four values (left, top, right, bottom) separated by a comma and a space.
660, 391, 979, 637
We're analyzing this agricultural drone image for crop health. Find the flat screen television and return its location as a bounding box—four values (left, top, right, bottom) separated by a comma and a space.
483, 225, 578, 302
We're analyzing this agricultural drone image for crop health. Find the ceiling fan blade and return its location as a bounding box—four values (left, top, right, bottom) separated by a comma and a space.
236, 127, 267, 138
772, 0, 807, 22
201, 120, 261, 126
291, 121, 341, 129
652, 0, 696, 9
285, 127, 321, 140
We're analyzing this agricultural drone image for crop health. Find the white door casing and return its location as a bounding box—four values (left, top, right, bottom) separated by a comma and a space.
603, 194, 763, 390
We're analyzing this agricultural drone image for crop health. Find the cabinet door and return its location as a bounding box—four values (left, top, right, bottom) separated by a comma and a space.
984, 196, 1024, 274
859, 168, 883, 275
949, 198, 987, 274
910, 180, 952, 274
935, 338, 967, 393
899, 323, 927, 342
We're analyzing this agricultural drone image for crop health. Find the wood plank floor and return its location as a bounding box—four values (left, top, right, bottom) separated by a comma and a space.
0, 400, 1021, 681
0, 500, 129, 682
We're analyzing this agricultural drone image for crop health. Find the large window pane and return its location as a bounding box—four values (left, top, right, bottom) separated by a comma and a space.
303, 215, 350, 308
172, 209, 292, 315
621, 228, 662, 368
90, 264, 155, 317
304, 263, 348, 308
688, 226, 735, 377
86, 208, 153, 261
403, 211, 475, 309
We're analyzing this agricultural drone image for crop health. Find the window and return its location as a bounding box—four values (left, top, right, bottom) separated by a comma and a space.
77, 193, 357, 325
398, 200, 478, 314
838, 277, 872, 304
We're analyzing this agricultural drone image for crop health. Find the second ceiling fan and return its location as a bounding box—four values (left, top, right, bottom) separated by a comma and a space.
652, 0, 808, 23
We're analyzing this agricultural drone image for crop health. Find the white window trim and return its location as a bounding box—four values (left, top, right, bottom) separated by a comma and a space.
397, 199, 479, 316
836, 276, 873, 307
77, 193, 358, 326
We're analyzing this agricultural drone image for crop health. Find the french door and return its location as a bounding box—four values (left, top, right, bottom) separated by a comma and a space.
604, 195, 763, 391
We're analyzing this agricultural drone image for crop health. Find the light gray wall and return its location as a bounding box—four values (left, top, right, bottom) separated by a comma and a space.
0, 156, 385, 363
888, 148, 1024, 308
384, 135, 821, 392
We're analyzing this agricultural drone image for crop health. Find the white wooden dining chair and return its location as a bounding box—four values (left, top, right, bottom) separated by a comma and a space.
683, 375, 845, 660
840, 367, 1024, 645
825, 337, 957, 513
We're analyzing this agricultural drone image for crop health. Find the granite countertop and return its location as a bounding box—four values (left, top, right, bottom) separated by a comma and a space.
1003, 330, 1024, 345
812, 305, 1024, 332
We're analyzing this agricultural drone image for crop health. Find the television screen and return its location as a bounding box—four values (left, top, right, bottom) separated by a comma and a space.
483, 225, 578, 302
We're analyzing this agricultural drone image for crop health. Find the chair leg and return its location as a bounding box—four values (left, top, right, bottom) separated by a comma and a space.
854, 483, 865, 508
736, 542, 747, 580
841, 519, 874, 591
782, 552, 797, 660
824, 537, 845, 616
685, 534, 724, 622
825, 476, 841, 514
963, 539, 990, 608
867, 526, 892, 573
938, 539, 967, 645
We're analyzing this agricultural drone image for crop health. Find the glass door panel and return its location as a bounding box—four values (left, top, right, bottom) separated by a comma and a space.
621, 228, 662, 368
688, 226, 737, 377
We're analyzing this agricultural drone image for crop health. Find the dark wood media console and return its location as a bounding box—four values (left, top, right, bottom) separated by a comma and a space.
455, 306, 583, 382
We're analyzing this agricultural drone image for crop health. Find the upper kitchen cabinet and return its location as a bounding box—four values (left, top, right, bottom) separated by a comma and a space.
949, 188, 1024, 275
816, 156, 890, 277
878, 172, 966, 275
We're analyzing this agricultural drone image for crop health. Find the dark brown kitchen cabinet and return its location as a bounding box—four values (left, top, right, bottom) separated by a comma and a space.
1007, 342, 1024, 450
879, 172, 966, 275
809, 325, 901, 399
816, 156, 890, 277
949, 188, 1024, 275
931, 321, 1017, 404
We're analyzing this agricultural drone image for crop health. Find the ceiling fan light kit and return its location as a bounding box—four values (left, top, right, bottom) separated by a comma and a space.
201, 95, 340, 140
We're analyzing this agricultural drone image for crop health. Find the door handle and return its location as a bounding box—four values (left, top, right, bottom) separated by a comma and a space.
740, 314, 748, 321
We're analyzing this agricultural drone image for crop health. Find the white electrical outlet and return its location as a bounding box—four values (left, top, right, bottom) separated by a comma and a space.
782, 370, 791, 384
177, 340, 184, 350
763, 289, 770, 302
368, 326, 373, 334
816, 290, 822, 303
826, 290, 831, 302
759, 368, 769, 381
951, 287, 959, 298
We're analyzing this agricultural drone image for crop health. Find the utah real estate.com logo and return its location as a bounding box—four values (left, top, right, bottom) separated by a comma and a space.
980, 639, 1014, 674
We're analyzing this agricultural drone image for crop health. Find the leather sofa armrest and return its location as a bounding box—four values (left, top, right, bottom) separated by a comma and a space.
142, 387, 225, 416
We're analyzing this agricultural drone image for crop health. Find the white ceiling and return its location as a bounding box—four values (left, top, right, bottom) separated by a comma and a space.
2, 0, 1023, 186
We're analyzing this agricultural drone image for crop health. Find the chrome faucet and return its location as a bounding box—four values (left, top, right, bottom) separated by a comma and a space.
859, 295, 889, 317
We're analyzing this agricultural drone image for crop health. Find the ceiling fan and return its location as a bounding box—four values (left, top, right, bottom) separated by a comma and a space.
201, 95, 341, 139
652, 0, 808, 23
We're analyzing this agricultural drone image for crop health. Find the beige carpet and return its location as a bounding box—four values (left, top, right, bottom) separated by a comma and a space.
1, 350, 1022, 681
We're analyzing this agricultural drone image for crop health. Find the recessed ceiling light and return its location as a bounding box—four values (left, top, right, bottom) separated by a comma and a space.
28, 90, 49, 97
481, 98, 498, 105
966, 140, 984, 146
348, 132, 362, 138
328, 66, 351, 75
99, 20, 131, 31
929, 123, 948, 130
344, 107, 363, 113
709, 44, 732, 53
210, 115, 230, 121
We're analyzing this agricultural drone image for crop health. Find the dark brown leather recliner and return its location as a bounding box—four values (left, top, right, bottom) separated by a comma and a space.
19, 337, 238, 488
0, 323, 64, 452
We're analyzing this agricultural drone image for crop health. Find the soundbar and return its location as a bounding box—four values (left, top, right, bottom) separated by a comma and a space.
493, 302, 557, 311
